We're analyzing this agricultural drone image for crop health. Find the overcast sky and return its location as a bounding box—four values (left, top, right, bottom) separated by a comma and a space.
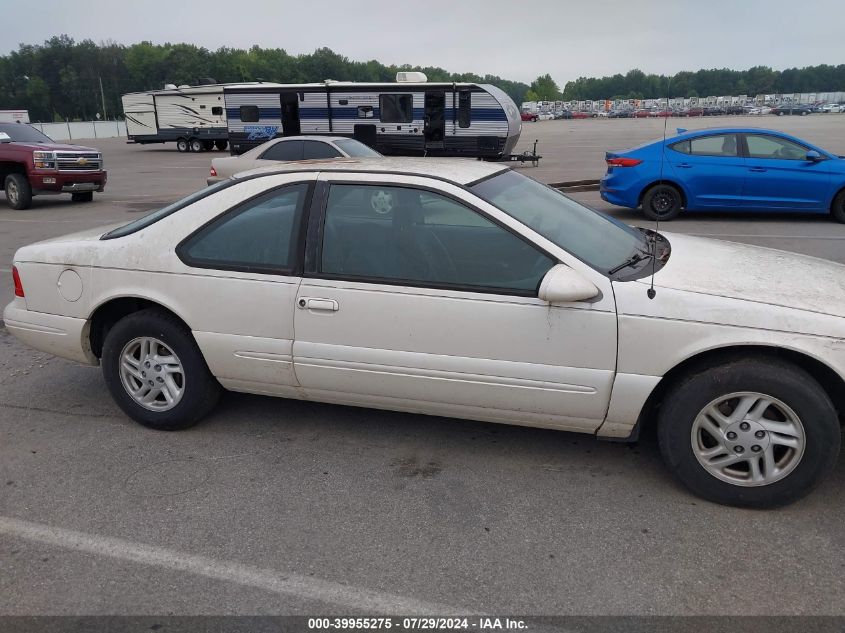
5, 0, 844, 85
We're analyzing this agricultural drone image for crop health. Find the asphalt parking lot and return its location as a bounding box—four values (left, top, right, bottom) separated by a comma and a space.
1, 117, 845, 616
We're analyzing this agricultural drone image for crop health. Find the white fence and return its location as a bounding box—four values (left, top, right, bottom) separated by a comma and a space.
29, 120, 128, 141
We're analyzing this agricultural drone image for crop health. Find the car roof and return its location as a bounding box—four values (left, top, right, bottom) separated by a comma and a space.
673, 127, 800, 139
271, 135, 352, 143
232, 157, 509, 186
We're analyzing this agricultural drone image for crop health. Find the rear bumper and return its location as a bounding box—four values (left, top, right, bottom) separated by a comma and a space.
32, 171, 107, 194
600, 175, 640, 208
2, 300, 97, 365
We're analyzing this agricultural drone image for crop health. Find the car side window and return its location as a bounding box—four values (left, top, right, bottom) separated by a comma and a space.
746, 135, 808, 160
320, 184, 555, 294
260, 140, 303, 161
303, 141, 343, 160
179, 183, 309, 274
680, 134, 739, 157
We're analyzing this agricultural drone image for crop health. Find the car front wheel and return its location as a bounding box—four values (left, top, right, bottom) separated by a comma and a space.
833, 190, 845, 223
101, 309, 221, 430
657, 359, 840, 507
641, 183, 683, 220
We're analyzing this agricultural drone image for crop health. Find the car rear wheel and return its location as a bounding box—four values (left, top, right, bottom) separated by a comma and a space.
202, 140, 215, 151
641, 183, 683, 221
176, 138, 189, 152
71, 192, 94, 203
102, 309, 221, 431
832, 190, 845, 223
657, 359, 840, 508
4, 173, 32, 210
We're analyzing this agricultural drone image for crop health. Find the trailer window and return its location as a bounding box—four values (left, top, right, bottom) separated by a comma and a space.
357, 106, 374, 119
458, 90, 471, 128
379, 94, 413, 123
212, 106, 223, 116
240, 105, 259, 122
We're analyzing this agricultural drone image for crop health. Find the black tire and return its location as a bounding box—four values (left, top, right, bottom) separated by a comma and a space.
189, 138, 203, 152
214, 140, 228, 151
176, 138, 189, 153
832, 189, 845, 224
202, 140, 214, 151
101, 309, 221, 431
641, 183, 683, 221
4, 173, 32, 210
657, 358, 840, 508
71, 191, 94, 203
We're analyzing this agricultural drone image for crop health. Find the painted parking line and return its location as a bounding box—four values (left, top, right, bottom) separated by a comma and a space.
0, 515, 467, 615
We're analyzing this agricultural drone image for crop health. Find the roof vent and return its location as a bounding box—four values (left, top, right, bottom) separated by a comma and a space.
396, 71, 427, 83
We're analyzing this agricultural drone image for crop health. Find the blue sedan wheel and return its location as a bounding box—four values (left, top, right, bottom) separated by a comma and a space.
833, 190, 845, 224
642, 184, 683, 221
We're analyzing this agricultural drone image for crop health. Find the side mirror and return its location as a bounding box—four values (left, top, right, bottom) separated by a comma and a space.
538, 264, 600, 303
806, 150, 823, 162
0, 132, 11, 143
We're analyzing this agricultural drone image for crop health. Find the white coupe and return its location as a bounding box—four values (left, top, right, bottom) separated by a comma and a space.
5, 158, 845, 507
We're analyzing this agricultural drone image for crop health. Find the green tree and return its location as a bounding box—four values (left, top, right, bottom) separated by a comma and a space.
529, 74, 562, 101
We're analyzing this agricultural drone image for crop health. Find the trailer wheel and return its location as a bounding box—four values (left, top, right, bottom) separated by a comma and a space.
202, 140, 214, 151
188, 138, 203, 152
214, 140, 228, 151
176, 138, 189, 153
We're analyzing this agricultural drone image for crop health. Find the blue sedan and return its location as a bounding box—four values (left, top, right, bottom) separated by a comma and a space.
600, 128, 845, 222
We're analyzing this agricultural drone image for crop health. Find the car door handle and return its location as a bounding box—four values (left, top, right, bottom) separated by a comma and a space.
676, 162, 693, 168
298, 297, 339, 312
749, 167, 768, 173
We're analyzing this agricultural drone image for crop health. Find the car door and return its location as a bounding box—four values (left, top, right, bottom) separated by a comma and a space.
171, 176, 312, 395
740, 133, 831, 210
291, 173, 618, 432
666, 133, 745, 207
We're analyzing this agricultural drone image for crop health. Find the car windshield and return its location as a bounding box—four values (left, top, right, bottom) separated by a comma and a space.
0, 123, 54, 143
471, 170, 647, 274
333, 139, 381, 157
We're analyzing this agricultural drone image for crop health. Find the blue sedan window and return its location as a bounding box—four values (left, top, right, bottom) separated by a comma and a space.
672, 135, 738, 157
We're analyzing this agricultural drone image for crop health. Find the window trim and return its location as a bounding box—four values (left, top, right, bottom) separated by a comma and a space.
175, 181, 315, 276
378, 94, 414, 124
304, 180, 557, 298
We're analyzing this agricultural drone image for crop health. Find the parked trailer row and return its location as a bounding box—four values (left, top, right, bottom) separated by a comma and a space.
121, 75, 523, 160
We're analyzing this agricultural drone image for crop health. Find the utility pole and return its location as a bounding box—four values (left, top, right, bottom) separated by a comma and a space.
99, 75, 108, 120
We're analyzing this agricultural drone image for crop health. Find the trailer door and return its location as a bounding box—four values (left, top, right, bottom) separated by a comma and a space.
280, 92, 301, 136
424, 91, 446, 148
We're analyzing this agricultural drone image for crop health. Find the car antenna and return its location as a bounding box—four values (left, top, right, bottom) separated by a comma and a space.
647, 75, 672, 300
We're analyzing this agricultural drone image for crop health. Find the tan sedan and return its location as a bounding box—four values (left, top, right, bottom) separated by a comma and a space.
207, 136, 381, 185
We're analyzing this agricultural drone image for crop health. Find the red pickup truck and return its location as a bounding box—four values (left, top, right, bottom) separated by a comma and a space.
0, 122, 107, 210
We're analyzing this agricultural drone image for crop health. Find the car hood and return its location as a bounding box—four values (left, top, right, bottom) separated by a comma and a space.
649, 232, 845, 319
10, 141, 100, 152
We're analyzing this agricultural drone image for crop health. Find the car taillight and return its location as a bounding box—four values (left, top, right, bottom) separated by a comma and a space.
12, 266, 24, 297
606, 157, 642, 167
210, 165, 217, 177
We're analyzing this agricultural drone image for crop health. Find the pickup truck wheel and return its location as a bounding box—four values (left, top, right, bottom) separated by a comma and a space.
658, 359, 840, 508
71, 192, 94, 203
214, 140, 228, 151
176, 138, 189, 152
102, 309, 221, 431
189, 138, 203, 152
4, 173, 32, 210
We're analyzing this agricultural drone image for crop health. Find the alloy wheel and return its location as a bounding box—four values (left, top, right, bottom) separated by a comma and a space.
691, 392, 805, 487
119, 336, 185, 411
